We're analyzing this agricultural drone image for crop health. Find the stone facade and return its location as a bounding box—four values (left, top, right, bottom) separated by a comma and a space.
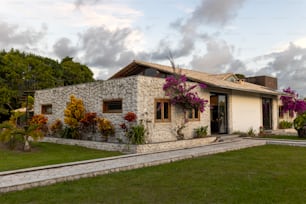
34, 75, 210, 143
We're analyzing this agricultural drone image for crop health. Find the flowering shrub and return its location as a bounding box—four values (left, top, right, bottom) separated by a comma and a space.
29, 114, 48, 126
162, 60, 208, 139
120, 112, 146, 144
29, 114, 48, 134
49, 119, 63, 137
64, 95, 85, 129
124, 112, 137, 122
63, 95, 85, 139
280, 87, 306, 138
96, 117, 115, 140
163, 75, 208, 112
280, 87, 306, 116
80, 112, 97, 133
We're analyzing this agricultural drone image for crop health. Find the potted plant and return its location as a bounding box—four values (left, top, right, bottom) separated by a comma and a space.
194, 126, 208, 138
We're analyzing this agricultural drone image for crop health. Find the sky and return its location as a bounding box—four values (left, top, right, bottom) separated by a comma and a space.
1, 0, 306, 96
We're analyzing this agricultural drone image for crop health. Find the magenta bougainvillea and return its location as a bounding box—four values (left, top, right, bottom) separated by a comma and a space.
163, 74, 208, 112
280, 87, 306, 116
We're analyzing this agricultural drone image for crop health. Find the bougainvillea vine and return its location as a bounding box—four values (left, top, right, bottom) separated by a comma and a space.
163, 74, 208, 113
280, 87, 306, 116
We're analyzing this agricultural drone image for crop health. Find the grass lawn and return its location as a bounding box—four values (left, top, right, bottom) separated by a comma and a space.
260, 135, 306, 140
0, 142, 122, 172
1, 145, 306, 203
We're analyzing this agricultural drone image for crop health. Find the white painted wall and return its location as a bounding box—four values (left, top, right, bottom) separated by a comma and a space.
231, 93, 262, 133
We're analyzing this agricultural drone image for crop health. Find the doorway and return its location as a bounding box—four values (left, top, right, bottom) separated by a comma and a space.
210, 93, 228, 134
262, 97, 272, 130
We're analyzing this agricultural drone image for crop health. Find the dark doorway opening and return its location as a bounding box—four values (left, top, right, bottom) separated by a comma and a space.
210, 93, 228, 134
262, 97, 272, 130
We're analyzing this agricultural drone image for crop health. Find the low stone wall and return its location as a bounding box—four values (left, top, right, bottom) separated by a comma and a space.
42, 136, 217, 154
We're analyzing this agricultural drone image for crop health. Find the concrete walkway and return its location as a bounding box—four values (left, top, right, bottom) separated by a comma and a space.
1, 138, 305, 193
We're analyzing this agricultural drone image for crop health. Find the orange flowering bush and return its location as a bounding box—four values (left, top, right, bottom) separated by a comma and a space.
29, 114, 48, 134
64, 95, 85, 128
80, 112, 97, 133
49, 119, 63, 137
96, 117, 115, 141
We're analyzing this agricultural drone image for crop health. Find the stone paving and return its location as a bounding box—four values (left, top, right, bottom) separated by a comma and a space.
0, 139, 266, 193
1, 138, 306, 193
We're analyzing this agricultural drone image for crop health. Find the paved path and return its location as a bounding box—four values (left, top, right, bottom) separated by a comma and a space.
0, 139, 266, 193
1, 138, 306, 193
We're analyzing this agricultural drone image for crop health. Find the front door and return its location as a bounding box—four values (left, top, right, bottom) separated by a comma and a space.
262, 97, 272, 130
210, 93, 228, 134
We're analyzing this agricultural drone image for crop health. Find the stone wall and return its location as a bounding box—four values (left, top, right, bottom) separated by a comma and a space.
34, 77, 139, 143
137, 76, 210, 143
42, 136, 217, 154
34, 75, 211, 143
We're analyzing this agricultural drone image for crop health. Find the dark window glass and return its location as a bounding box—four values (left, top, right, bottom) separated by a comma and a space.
42, 104, 52, 114
103, 100, 122, 113
194, 107, 199, 119
156, 102, 162, 119
164, 102, 169, 119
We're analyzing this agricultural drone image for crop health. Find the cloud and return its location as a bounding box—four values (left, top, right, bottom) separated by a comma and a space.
0, 21, 47, 49
149, 0, 246, 62
53, 37, 78, 59
79, 26, 135, 69
188, 0, 245, 26
74, 0, 102, 9
254, 43, 306, 96
190, 39, 234, 72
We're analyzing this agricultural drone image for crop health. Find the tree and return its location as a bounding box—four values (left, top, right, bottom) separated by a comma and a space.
61, 57, 95, 85
0, 114, 46, 151
0, 49, 95, 122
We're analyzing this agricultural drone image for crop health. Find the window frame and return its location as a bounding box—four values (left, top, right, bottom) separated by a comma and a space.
186, 108, 200, 121
154, 99, 171, 122
103, 99, 123, 113
41, 104, 52, 115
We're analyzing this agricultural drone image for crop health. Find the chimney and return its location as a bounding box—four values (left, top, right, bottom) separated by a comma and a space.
245, 76, 278, 90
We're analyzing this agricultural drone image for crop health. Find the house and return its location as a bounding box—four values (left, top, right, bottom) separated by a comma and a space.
34, 60, 280, 143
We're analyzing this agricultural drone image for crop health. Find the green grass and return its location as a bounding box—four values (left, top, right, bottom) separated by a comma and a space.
0, 142, 122, 172
1, 145, 306, 203
260, 135, 306, 140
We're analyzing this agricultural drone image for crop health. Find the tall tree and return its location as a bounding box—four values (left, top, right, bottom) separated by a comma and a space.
61, 57, 94, 85
0, 49, 95, 121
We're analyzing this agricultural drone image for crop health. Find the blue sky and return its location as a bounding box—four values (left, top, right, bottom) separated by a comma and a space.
0, 0, 306, 96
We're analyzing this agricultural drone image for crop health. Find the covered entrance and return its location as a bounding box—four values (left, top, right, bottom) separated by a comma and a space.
210, 93, 228, 134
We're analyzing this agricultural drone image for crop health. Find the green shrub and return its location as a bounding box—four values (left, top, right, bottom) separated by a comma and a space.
293, 112, 306, 138
194, 126, 208, 138
279, 120, 293, 129
247, 127, 256, 137
61, 127, 80, 139
127, 124, 146, 144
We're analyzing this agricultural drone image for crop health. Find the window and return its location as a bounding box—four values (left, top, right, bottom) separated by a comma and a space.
155, 99, 171, 122
41, 104, 52, 114
103, 99, 122, 113
187, 108, 200, 121
279, 106, 284, 118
